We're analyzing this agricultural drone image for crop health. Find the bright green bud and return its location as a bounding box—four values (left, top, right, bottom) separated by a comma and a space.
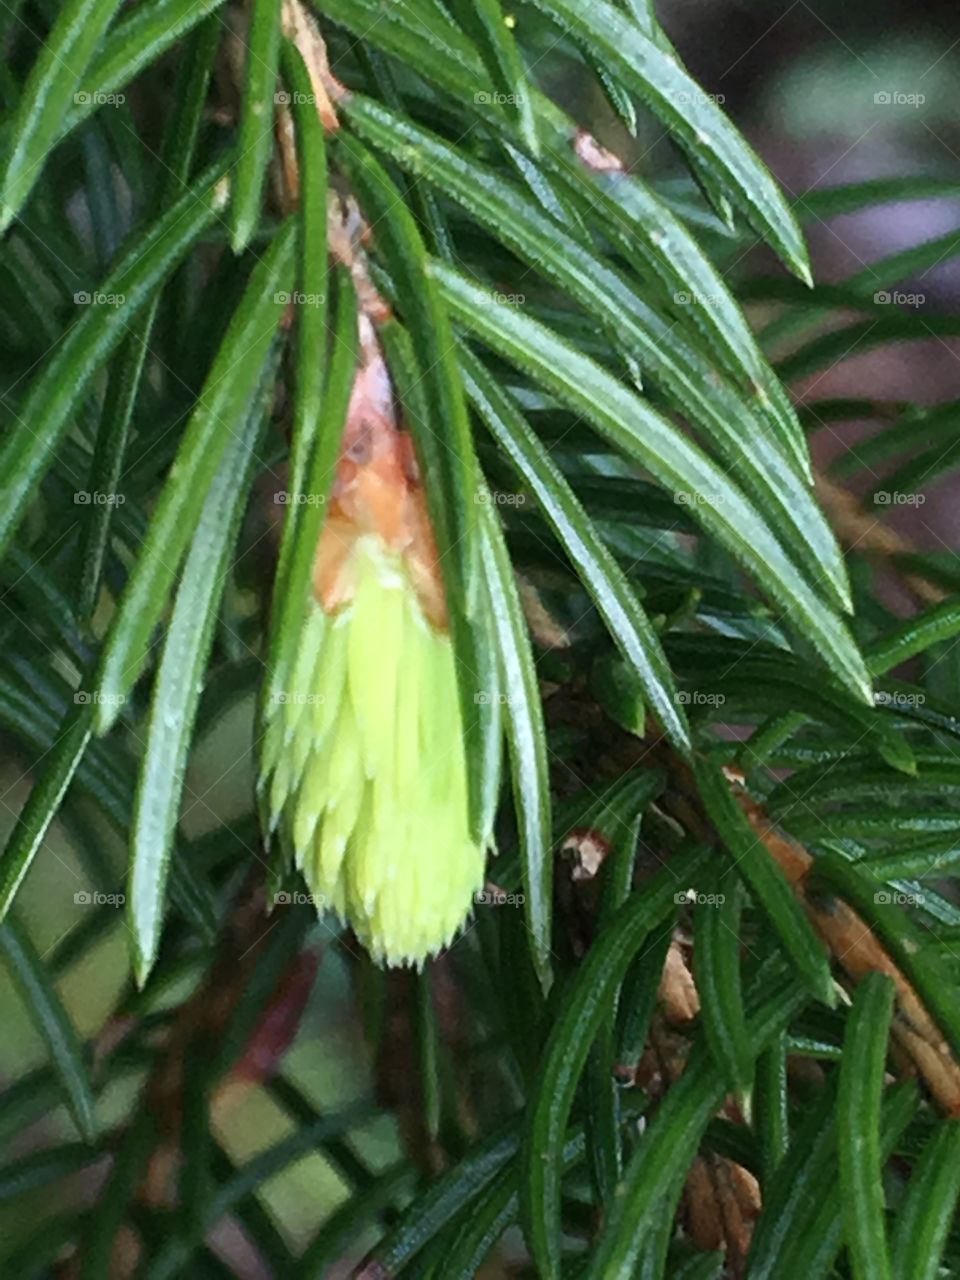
262, 534, 485, 966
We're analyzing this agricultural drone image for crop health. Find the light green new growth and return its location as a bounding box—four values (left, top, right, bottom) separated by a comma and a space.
261, 534, 486, 966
